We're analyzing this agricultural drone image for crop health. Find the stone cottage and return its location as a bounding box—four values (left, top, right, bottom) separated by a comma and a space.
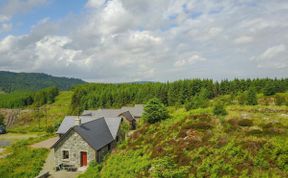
52, 117, 122, 169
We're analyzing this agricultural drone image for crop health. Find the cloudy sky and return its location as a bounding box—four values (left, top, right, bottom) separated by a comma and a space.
0, 0, 287, 82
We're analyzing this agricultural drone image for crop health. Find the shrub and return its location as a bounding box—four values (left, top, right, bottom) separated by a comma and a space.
238, 119, 253, 127
213, 103, 227, 116
143, 98, 169, 124
189, 122, 212, 130
184, 96, 208, 111
247, 87, 258, 105
275, 94, 286, 106
150, 157, 189, 178
78, 161, 101, 178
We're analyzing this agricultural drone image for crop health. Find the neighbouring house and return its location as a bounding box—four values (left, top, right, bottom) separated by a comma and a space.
82, 104, 144, 130
52, 116, 122, 169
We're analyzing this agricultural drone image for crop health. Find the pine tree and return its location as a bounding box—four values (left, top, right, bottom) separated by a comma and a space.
247, 87, 258, 105
143, 98, 169, 124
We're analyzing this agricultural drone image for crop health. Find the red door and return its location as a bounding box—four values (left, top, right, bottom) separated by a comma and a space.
80, 152, 87, 167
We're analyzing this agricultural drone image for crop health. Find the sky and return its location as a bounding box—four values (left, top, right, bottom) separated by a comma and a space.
0, 0, 287, 82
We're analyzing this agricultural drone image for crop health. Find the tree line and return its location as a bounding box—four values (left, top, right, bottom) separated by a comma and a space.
70, 78, 288, 114
0, 87, 59, 108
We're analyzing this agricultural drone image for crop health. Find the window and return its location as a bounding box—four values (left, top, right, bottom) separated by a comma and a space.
62, 150, 69, 159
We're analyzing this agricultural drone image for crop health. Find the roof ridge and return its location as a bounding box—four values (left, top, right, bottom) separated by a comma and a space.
77, 116, 105, 127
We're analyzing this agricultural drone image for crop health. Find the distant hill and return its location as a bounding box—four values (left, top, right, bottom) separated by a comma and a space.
0, 71, 86, 92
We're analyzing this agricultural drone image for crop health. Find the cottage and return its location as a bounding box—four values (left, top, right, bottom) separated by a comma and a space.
81, 104, 144, 130
52, 117, 122, 169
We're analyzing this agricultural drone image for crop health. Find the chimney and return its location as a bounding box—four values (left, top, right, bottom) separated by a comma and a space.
75, 116, 81, 126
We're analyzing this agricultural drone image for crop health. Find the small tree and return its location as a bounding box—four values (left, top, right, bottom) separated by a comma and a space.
263, 84, 276, 96
143, 98, 169, 124
247, 87, 258, 105
213, 102, 227, 116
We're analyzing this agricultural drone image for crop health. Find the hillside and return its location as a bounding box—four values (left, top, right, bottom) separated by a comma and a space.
0, 71, 85, 92
82, 105, 288, 177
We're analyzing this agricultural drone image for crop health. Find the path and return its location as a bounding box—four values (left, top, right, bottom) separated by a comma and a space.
31, 137, 59, 148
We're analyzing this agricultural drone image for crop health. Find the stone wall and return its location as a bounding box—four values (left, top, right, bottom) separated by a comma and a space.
54, 130, 96, 168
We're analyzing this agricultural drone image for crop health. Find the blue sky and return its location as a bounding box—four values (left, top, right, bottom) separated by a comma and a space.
0, 0, 287, 82
1, 0, 87, 37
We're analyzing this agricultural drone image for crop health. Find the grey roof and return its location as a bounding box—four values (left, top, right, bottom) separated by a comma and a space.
121, 104, 144, 118
82, 104, 144, 119
119, 111, 134, 122
105, 117, 122, 139
53, 118, 118, 150
56, 116, 94, 135
56, 116, 122, 139
82, 109, 123, 119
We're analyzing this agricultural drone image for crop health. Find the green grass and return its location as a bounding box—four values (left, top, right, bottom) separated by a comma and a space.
88, 105, 288, 177
0, 135, 51, 178
8, 91, 73, 133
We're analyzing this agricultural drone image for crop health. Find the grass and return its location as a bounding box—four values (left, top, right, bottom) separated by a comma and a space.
0, 134, 51, 178
8, 91, 73, 133
85, 104, 288, 177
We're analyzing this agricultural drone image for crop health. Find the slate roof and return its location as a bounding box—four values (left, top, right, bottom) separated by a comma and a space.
56, 116, 121, 139
119, 111, 134, 122
52, 117, 119, 151
56, 116, 94, 135
121, 104, 144, 118
82, 104, 144, 119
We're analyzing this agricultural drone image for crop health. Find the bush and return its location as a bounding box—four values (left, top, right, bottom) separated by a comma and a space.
275, 94, 286, 106
213, 103, 227, 116
78, 161, 101, 178
150, 157, 189, 178
238, 119, 253, 127
184, 96, 208, 111
143, 98, 169, 124
247, 87, 257, 105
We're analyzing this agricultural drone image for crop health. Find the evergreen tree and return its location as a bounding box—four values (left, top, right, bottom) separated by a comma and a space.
143, 98, 169, 124
247, 87, 258, 105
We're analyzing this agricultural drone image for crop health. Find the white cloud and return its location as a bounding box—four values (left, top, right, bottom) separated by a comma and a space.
234, 36, 254, 44
86, 0, 106, 8
254, 44, 288, 69
175, 54, 206, 67
0, 0, 288, 81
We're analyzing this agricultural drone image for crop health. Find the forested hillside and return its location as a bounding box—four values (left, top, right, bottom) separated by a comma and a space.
0, 71, 85, 92
0, 87, 59, 108
71, 78, 288, 114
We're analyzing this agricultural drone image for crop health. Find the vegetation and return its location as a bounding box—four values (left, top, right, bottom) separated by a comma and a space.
0, 87, 59, 108
0, 71, 85, 92
78, 161, 101, 178
8, 91, 73, 133
0, 136, 50, 178
0, 113, 5, 127
143, 98, 169, 124
247, 87, 258, 105
70, 78, 288, 114
92, 104, 288, 177
213, 102, 227, 116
